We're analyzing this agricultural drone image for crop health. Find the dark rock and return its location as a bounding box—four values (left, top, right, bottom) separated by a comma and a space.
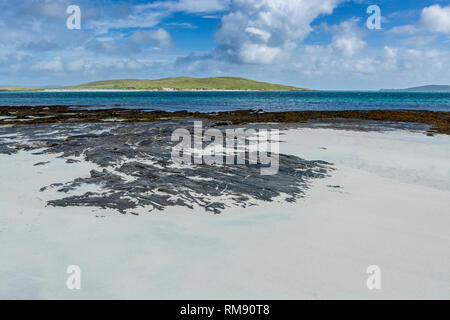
0, 121, 333, 214
34, 161, 50, 166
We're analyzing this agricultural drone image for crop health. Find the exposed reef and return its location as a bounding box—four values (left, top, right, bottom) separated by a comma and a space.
0, 106, 449, 134
0, 121, 331, 214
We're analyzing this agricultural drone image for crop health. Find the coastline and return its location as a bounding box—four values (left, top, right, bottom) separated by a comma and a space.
1, 106, 449, 135
38, 89, 307, 92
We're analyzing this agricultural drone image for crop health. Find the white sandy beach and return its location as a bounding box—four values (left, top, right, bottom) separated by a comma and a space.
0, 127, 449, 299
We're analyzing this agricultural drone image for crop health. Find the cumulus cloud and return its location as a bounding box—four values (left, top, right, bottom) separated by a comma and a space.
19, 40, 64, 52
32, 57, 64, 72
85, 40, 141, 55
387, 24, 418, 35
85, 28, 173, 55
142, 0, 230, 13
2, 0, 450, 90
66, 59, 86, 72
164, 22, 198, 29
280, 42, 450, 89
92, 0, 229, 31
131, 29, 173, 49
90, 8, 166, 31
330, 19, 366, 57
391, 5, 450, 36
214, 0, 343, 64
0, 0, 191, 85
420, 5, 450, 34
24, 0, 68, 20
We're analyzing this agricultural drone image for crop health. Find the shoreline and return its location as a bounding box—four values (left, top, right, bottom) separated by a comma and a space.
1, 89, 310, 93
1, 106, 449, 135
42, 89, 309, 92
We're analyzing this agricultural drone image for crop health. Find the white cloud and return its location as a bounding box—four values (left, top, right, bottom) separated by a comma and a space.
388, 25, 418, 35
165, 22, 198, 29
32, 57, 64, 72
144, 0, 229, 13
131, 29, 173, 49
89, 0, 228, 34
113, 59, 145, 71
332, 36, 365, 57
26, 0, 68, 20
330, 19, 366, 57
420, 5, 450, 34
239, 43, 282, 64
125, 60, 144, 70
245, 27, 271, 42
90, 10, 166, 31
214, 0, 343, 64
66, 59, 86, 72
384, 46, 397, 59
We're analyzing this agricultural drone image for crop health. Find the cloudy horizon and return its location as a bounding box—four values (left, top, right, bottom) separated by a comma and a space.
1, 0, 450, 90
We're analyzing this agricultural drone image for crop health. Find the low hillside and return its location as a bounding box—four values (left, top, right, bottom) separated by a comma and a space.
381, 85, 450, 92
67, 77, 308, 91
0, 87, 41, 91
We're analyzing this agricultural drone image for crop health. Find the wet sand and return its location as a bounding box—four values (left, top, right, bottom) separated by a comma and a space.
0, 122, 449, 299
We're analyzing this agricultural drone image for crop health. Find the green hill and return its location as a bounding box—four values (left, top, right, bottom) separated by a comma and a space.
0, 86, 41, 92
66, 77, 308, 91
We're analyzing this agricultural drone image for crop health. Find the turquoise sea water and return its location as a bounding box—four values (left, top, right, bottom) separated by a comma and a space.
1, 91, 450, 112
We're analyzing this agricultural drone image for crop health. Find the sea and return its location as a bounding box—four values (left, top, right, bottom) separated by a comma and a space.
1, 91, 450, 112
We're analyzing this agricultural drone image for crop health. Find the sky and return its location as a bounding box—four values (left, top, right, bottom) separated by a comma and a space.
0, 0, 450, 90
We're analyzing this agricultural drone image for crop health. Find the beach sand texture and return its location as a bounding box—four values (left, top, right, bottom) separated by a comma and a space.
0, 127, 449, 299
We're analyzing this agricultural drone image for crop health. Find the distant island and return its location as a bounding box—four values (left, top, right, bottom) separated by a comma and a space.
1, 77, 309, 92
381, 85, 450, 92
0, 86, 41, 92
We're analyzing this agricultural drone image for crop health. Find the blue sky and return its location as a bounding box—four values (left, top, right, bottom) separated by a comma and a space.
1, 0, 450, 89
